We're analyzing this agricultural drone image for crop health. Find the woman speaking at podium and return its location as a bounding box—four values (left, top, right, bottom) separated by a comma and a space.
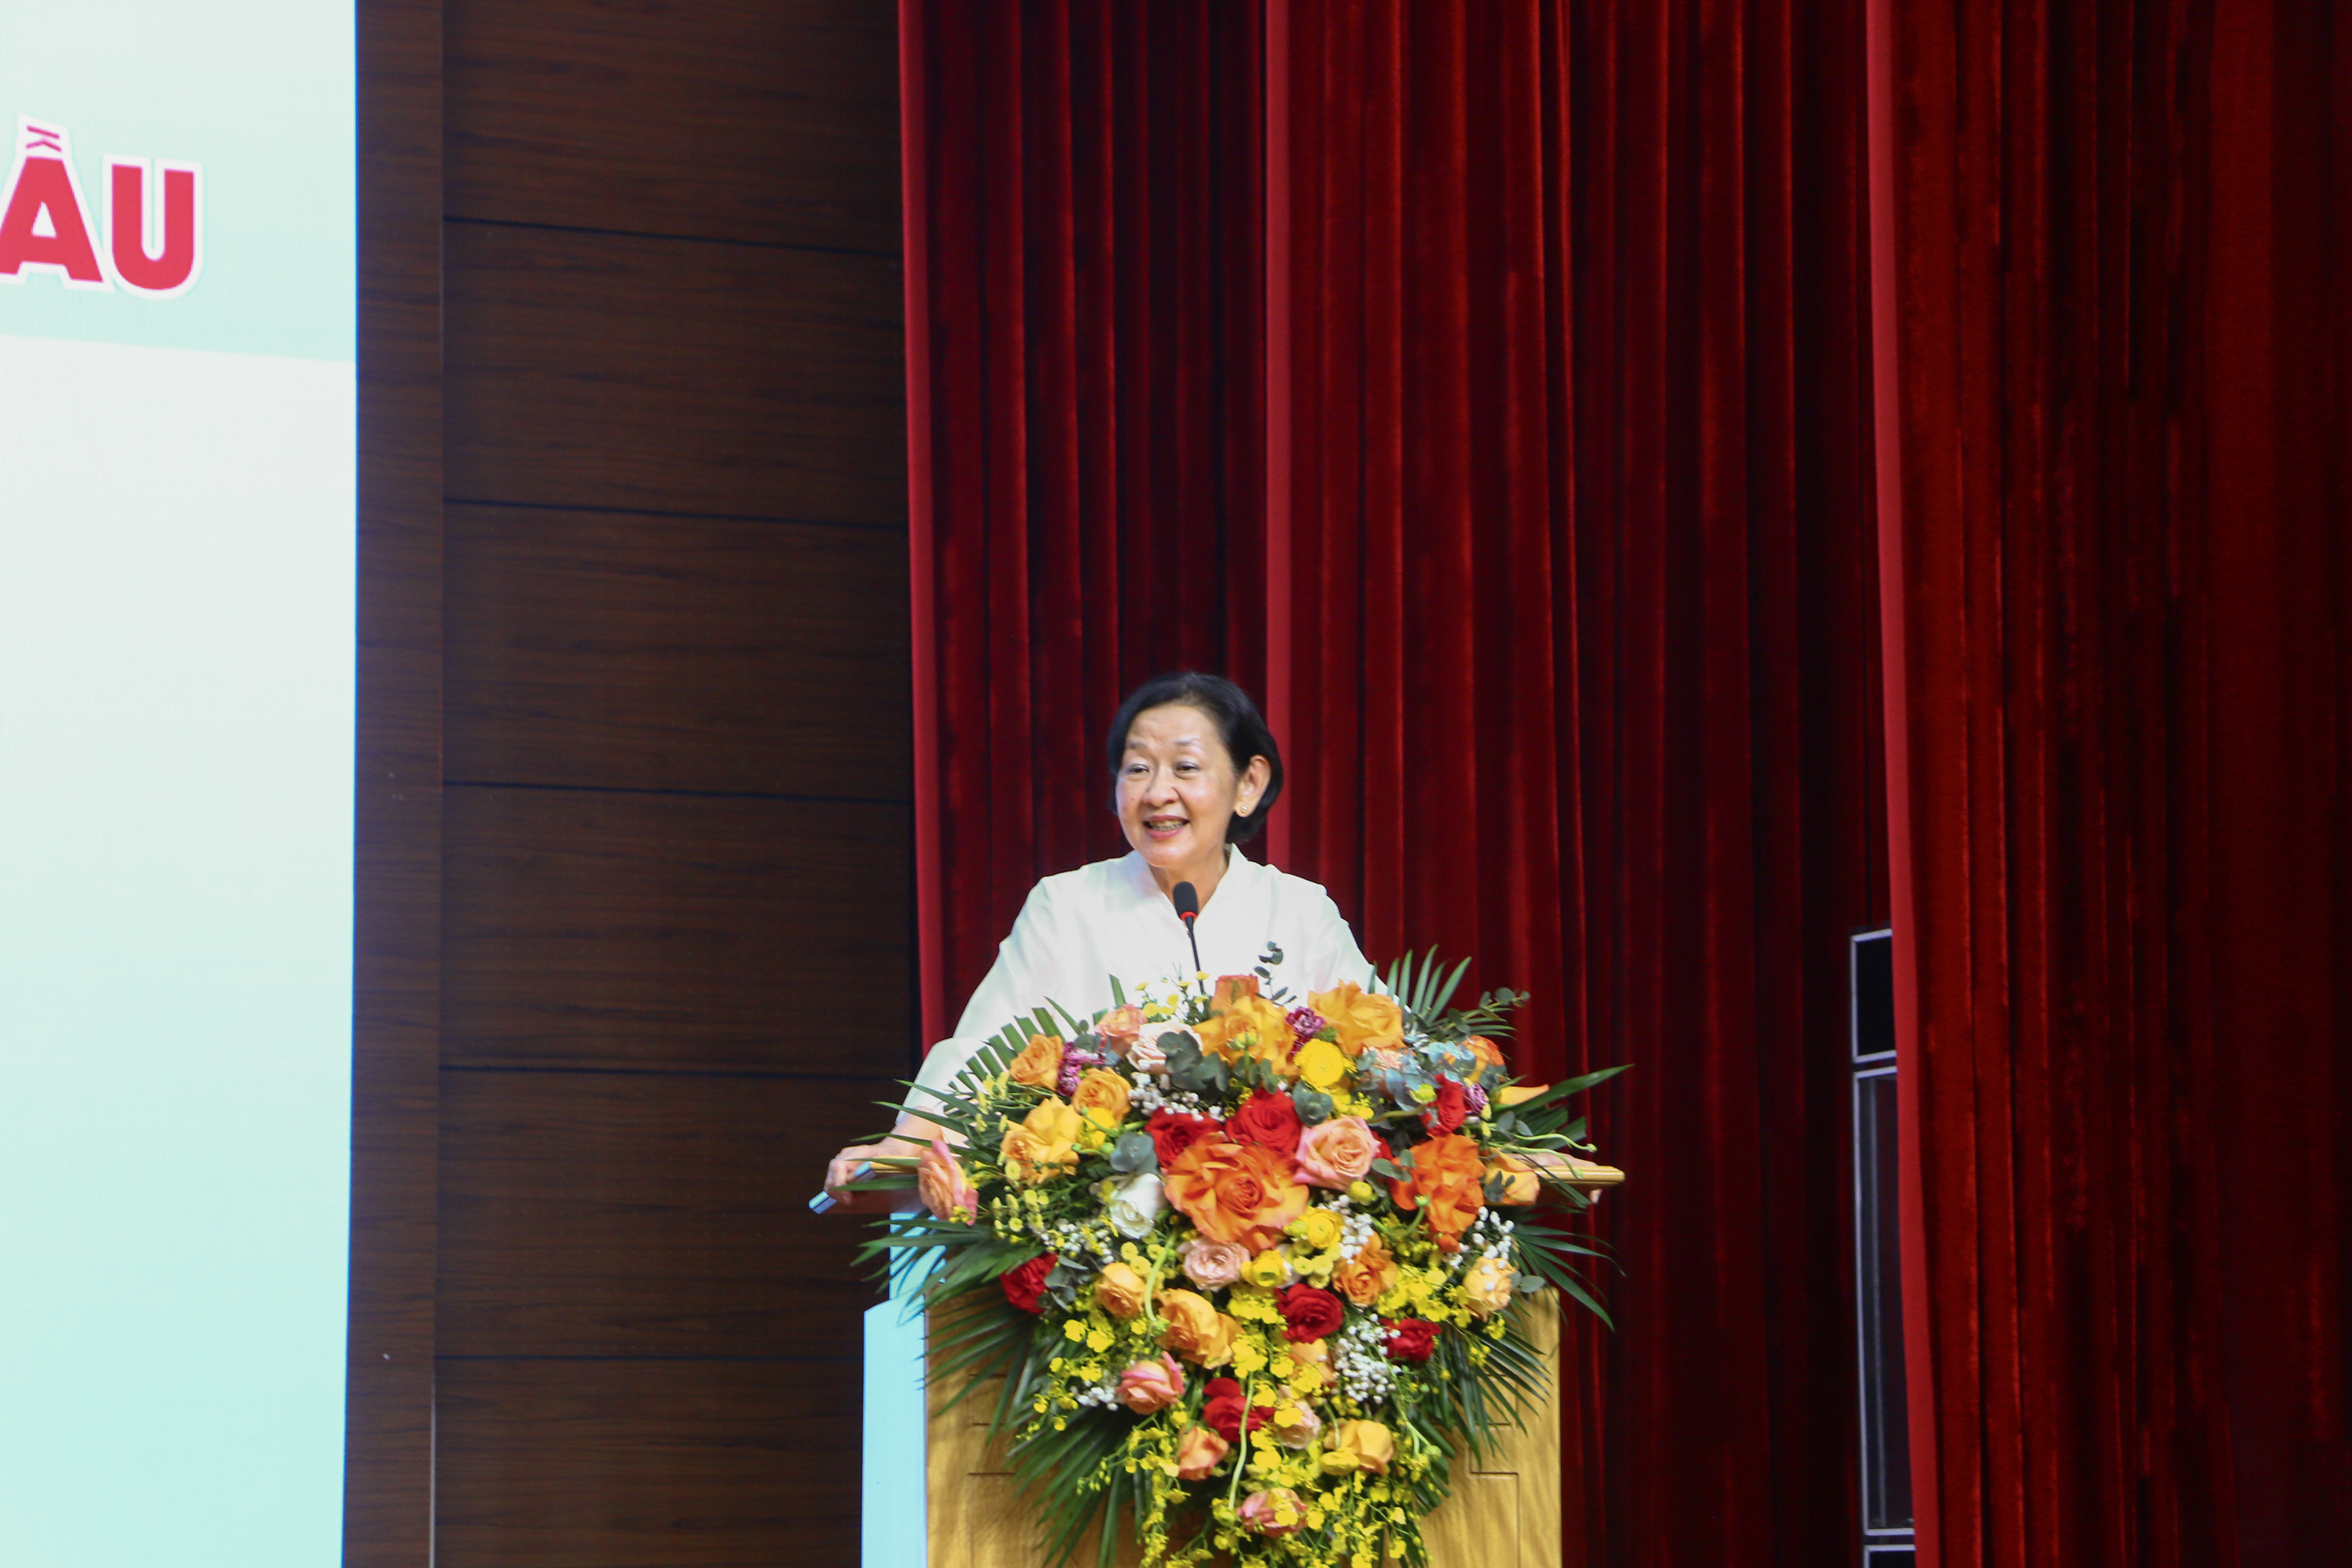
822, 671, 1375, 1203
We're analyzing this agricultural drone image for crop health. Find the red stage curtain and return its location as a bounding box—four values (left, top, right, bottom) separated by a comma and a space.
1271, 5, 1886, 1563
899, 0, 1268, 1044
1870, 1, 2352, 1563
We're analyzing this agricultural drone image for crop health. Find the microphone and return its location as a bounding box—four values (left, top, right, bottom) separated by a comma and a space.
1172, 880, 1205, 990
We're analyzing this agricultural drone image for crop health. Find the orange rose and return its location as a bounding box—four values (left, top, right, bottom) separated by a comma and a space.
1211, 974, 1262, 1009
1321, 1418, 1395, 1476
1333, 1232, 1399, 1307
1202, 1311, 1242, 1369
1197, 994, 1298, 1076
917, 1137, 980, 1221
1486, 1152, 1541, 1206
1173, 1423, 1230, 1481
1095, 1260, 1149, 1318
1157, 1289, 1226, 1364
1389, 1133, 1487, 1242
1286, 1336, 1331, 1393
1162, 1139, 1310, 1252
1307, 982, 1404, 1059
1462, 1035, 1505, 1071
1461, 1255, 1516, 1317
1009, 1032, 1064, 1088
1070, 1067, 1132, 1133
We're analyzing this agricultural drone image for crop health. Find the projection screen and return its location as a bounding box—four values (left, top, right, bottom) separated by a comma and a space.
0, 5, 357, 1565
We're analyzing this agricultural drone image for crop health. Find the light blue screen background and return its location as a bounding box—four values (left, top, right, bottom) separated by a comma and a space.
0, 5, 356, 1567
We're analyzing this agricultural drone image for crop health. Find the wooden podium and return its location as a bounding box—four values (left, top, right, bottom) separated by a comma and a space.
925, 1292, 1566, 1568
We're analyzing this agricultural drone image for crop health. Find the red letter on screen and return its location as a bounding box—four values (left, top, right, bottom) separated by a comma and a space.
0, 155, 108, 284
107, 161, 202, 295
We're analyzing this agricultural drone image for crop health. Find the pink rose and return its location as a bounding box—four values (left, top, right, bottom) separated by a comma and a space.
917, 1137, 979, 1221
1294, 1115, 1382, 1188
1117, 1353, 1186, 1414
1173, 1424, 1230, 1481
1094, 1004, 1144, 1057
1180, 1237, 1251, 1291
1238, 1488, 1305, 1536
1269, 1400, 1322, 1450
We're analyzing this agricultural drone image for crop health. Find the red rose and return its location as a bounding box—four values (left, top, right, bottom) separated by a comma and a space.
1201, 1377, 1270, 1444
1384, 1317, 1440, 1361
1423, 1076, 1470, 1135
1001, 1253, 1057, 1314
1278, 1283, 1346, 1343
1147, 1108, 1219, 1167
1226, 1090, 1303, 1161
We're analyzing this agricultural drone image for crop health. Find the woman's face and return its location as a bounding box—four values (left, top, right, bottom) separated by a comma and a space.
1115, 703, 1269, 874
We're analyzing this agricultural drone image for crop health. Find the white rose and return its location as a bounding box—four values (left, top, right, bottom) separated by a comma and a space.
1106, 1172, 1167, 1239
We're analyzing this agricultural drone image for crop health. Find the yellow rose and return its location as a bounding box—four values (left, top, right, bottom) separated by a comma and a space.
1242, 1249, 1293, 1289
1070, 1067, 1132, 1133
1095, 1260, 1148, 1319
1306, 982, 1404, 1059
1295, 1037, 1351, 1090
1320, 1418, 1394, 1476
999, 1097, 1084, 1184
1009, 1032, 1065, 1088
1460, 1255, 1516, 1317
1288, 1208, 1344, 1251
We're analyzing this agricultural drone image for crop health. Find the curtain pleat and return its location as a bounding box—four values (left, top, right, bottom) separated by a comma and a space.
1274, 6, 1886, 1558
1872, 0, 2352, 1562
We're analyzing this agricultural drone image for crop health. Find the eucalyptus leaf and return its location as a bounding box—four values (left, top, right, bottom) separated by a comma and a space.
1108, 1130, 1157, 1174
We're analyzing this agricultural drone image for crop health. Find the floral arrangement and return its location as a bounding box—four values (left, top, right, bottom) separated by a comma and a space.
857, 948, 1623, 1568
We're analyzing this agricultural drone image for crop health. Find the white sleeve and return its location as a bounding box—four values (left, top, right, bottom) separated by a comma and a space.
1305, 889, 1378, 991
906, 879, 1066, 1117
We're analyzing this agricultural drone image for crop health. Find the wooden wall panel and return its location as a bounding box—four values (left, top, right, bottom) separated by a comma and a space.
446, 0, 897, 251
444, 505, 910, 798
423, 3, 905, 1564
443, 224, 904, 522
436, 1357, 863, 1568
438, 1070, 892, 1357
440, 787, 911, 1071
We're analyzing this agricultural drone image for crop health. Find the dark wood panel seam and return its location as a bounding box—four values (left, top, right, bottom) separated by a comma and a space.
349, 0, 443, 1563
435, 1354, 863, 1364
442, 213, 898, 262
442, 495, 907, 534
443, 779, 914, 807
438, 1063, 911, 1084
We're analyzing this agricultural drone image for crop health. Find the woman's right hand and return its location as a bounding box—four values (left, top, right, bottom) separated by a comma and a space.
825, 1135, 925, 1200
819, 1118, 949, 1214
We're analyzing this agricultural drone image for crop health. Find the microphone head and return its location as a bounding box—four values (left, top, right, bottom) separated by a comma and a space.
1171, 881, 1200, 922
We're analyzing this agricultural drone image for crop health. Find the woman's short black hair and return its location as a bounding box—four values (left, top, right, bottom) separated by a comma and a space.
1104, 671, 1284, 843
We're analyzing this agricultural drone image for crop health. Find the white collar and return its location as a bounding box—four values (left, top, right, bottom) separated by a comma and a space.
1117, 844, 1259, 910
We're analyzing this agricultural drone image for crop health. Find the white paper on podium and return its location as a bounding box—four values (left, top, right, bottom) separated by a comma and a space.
863, 1262, 930, 1566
